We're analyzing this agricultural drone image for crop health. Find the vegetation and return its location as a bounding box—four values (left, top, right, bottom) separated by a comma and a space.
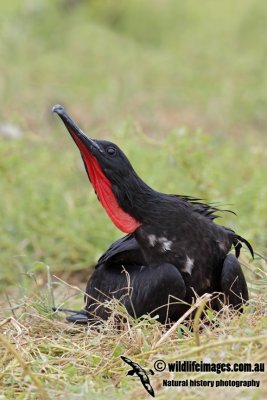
1, 1, 266, 399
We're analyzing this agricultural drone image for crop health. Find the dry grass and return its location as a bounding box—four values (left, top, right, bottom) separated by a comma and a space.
1, 256, 266, 400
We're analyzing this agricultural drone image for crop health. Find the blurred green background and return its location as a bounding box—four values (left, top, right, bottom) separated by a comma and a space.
1, 0, 266, 289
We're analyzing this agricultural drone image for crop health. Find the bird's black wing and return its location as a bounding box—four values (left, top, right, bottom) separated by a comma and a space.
142, 381, 155, 397
96, 234, 146, 268
121, 356, 142, 371
224, 227, 254, 258
175, 195, 254, 258
138, 371, 155, 397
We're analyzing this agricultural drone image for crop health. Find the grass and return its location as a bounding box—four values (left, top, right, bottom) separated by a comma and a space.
1, 0, 267, 399
1, 280, 266, 399
1, 129, 266, 287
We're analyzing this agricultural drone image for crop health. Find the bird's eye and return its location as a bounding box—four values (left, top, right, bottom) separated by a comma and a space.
106, 147, 116, 156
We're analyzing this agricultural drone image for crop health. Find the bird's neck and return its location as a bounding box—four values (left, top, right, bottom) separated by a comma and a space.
112, 173, 166, 226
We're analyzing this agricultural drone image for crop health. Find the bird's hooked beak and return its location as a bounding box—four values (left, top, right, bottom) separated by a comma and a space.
52, 104, 102, 155
52, 104, 141, 233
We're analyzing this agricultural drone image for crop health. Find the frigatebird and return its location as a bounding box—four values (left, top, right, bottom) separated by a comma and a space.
52, 105, 253, 324
121, 356, 155, 397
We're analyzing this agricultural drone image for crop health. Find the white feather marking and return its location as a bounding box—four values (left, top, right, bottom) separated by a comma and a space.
148, 234, 157, 247
205, 278, 211, 287
218, 242, 226, 251
182, 256, 194, 275
158, 237, 172, 252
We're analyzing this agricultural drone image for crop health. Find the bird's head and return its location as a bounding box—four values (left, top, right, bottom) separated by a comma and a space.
52, 105, 144, 233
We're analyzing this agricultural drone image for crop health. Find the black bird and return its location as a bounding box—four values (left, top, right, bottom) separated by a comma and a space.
121, 356, 155, 397
52, 105, 253, 325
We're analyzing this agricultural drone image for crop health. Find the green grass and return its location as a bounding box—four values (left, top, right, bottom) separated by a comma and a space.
1, 1, 267, 399
1, 128, 266, 286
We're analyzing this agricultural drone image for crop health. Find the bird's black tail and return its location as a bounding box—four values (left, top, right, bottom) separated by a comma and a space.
233, 235, 254, 259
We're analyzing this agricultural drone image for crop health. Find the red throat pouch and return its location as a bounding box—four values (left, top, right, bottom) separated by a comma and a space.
70, 132, 141, 233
